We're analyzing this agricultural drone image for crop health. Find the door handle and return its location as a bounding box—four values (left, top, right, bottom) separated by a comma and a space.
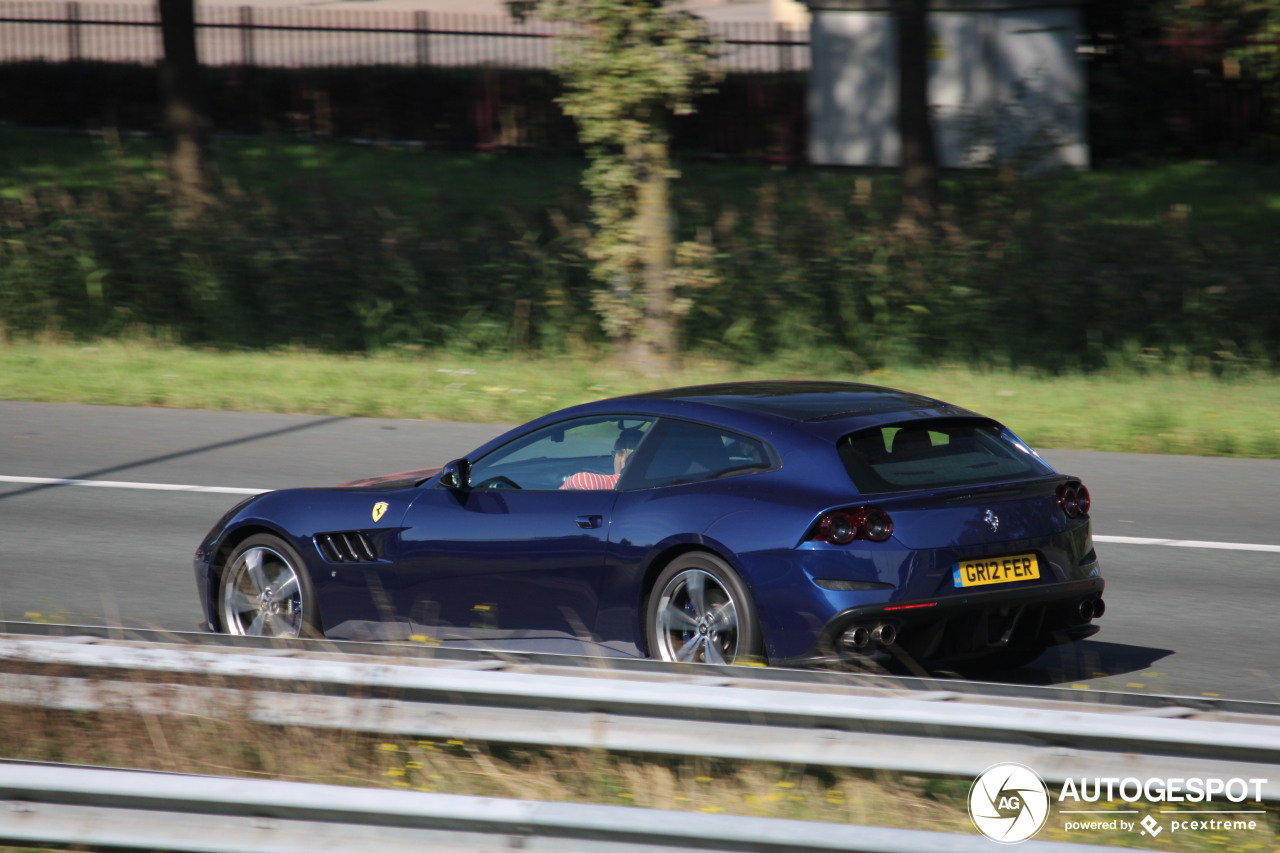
575, 514, 603, 529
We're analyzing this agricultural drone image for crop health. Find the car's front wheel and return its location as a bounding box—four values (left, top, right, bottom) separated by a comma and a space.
645, 553, 761, 665
218, 533, 319, 638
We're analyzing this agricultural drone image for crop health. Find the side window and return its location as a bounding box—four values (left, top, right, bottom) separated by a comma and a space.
624, 420, 773, 489
467, 416, 654, 491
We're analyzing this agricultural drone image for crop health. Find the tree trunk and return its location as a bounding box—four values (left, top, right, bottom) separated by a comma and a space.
631, 131, 676, 372
158, 0, 212, 217
896, 0, 940, 232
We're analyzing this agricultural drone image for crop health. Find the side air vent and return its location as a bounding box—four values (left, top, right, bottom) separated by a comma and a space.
316, 532, 377, 563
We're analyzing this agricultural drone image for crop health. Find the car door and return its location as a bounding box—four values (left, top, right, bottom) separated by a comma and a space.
390, 415, 655, 648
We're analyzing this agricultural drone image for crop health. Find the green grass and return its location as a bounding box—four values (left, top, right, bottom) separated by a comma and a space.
4, 341, 1279, 458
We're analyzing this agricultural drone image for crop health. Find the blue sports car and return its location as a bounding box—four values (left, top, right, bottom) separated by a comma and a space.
194, 381, 1103, 669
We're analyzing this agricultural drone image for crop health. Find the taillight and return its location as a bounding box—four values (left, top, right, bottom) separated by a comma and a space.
1057, 482, 1091, 518
861, 507, 894, 541
816, 512, 857, 544
812, 507, 895, 544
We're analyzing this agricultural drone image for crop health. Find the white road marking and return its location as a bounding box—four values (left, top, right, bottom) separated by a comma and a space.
1094, 535, 1280, 554
4, 474, 1278, 553
0, 475, 266, 496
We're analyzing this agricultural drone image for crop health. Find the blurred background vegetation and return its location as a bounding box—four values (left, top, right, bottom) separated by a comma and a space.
0, 0, 1277, 378
1, 130, 1276, 374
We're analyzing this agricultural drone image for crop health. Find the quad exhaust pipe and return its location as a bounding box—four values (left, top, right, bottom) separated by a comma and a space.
840, 623, 896, 652
871, 623, 897, 646
1076, 597, 1106, 622
842, 626, 870, 650
841, 597, 1102, 655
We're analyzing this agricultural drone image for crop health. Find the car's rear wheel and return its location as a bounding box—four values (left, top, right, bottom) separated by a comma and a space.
645, 553, 761, 665
218, 533, 320, 638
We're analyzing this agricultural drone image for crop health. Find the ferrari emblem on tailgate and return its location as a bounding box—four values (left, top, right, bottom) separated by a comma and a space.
371, 502, 389, 523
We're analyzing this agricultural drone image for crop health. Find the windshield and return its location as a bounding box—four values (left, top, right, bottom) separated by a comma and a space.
837, 419, 1053, 494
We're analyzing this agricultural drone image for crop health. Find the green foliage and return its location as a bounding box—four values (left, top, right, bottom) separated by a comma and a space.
683, 165, 1280, 372
1221, 3, 1280, 142
0, 138, 592, 352
539, 0, 720, 353
1086, 0, 1280, 159
1177, 1, 1280, 144
546, 1, 716, 145
1, 133, 1278, 376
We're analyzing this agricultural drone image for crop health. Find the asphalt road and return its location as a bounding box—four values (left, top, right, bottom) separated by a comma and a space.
2, 401, 1277, 702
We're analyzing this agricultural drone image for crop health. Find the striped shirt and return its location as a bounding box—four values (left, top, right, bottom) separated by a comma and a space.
560, 471, 619, 490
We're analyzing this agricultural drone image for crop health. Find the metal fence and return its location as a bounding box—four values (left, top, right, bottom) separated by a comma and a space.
0, 1, 810, 71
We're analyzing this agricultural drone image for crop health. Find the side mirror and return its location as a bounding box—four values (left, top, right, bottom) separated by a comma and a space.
439, 458, 471, 491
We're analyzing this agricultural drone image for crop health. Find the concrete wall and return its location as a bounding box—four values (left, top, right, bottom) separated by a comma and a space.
807, 1, 1088, 170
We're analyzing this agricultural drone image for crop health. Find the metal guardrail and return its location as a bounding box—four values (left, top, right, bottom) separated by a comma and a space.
7, 619, 1280, 717
0, 761, 1153, 853
1, 633, 1278, 799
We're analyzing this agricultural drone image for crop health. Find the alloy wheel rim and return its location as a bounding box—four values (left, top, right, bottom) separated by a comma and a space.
221, 546, 304, 638
654, 569, 739, 665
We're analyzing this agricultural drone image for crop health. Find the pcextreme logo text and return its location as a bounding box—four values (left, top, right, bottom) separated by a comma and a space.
968, 763, 1270, 844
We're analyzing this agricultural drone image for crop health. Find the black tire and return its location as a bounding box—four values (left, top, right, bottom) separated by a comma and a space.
644, 552, 762, 665
218, 533, 321, 638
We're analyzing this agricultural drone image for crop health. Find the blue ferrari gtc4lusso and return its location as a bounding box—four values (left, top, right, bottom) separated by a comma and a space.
194, 381, 1103, 669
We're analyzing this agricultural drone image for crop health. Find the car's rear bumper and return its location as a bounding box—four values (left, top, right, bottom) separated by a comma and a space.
775, 576, 1105, 667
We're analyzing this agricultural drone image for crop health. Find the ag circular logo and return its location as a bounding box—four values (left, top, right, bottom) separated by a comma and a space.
968, 763, 1050, 843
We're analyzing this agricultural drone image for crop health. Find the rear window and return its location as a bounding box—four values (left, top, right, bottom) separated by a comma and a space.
837, 419, 1052, 494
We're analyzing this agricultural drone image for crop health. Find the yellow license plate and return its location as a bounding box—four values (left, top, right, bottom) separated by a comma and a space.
953, 553, 1040, 588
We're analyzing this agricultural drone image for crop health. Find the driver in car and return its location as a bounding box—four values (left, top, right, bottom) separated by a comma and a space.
560, 429, 643, 490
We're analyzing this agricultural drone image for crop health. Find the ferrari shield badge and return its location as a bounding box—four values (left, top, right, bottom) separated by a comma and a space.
372, 502, 389, 523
